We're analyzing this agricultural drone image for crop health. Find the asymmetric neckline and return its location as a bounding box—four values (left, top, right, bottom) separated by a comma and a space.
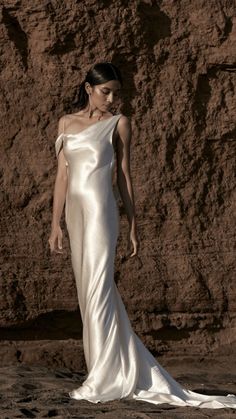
63, 114, 121, 137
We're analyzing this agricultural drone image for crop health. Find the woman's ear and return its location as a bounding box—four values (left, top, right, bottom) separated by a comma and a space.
85, 82, 91, 95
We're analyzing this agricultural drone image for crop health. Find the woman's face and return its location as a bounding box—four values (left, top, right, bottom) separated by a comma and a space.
86, 80, 121, 112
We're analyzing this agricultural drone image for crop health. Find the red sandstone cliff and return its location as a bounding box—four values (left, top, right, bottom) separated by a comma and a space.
0, 0, 236, 361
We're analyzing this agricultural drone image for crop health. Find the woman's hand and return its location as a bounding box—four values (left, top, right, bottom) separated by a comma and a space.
48, 225, 63, 254
127, 227, 139, 257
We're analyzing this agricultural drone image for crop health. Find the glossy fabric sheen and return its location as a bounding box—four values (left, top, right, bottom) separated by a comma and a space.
55, 114, 236, 409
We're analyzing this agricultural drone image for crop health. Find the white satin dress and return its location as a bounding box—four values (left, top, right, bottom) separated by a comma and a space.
55, 113, 236, 409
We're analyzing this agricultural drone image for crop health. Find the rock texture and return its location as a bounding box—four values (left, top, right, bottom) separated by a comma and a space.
1, 0, 236, 359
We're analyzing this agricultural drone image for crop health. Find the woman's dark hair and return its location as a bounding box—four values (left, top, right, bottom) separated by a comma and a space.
77, 62, 123, 111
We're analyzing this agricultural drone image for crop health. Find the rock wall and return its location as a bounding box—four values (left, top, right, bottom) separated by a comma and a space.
1, 0, 236, 358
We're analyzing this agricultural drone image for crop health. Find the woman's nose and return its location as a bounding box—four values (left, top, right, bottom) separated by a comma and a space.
107, 93, 114, 103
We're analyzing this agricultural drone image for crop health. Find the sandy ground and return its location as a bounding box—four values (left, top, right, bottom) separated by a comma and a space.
1, 356, 236, 419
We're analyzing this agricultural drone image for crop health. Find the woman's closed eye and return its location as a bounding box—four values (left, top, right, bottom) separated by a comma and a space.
101, 89, 120, 98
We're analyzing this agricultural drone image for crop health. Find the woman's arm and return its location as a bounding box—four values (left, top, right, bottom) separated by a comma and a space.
48, 117, 68, 253
116, 115, 139, 256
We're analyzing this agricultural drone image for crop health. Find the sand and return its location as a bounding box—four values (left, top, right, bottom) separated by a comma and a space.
1, 356, 236, 419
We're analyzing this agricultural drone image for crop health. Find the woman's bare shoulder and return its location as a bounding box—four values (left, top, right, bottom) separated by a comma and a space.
57, 113, 78, 132
117, 113, 131, 133
57, 114, 69, 127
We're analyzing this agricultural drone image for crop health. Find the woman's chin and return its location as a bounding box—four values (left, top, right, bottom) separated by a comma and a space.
102, 105, 111, 111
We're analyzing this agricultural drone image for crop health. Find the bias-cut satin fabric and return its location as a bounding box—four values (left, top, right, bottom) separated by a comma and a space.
55, 114, 236, 409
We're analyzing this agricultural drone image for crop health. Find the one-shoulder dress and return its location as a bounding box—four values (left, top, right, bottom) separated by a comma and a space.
55, 113, 236, 409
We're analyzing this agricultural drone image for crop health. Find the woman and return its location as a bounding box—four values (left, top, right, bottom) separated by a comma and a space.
48, 62, 236, 409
